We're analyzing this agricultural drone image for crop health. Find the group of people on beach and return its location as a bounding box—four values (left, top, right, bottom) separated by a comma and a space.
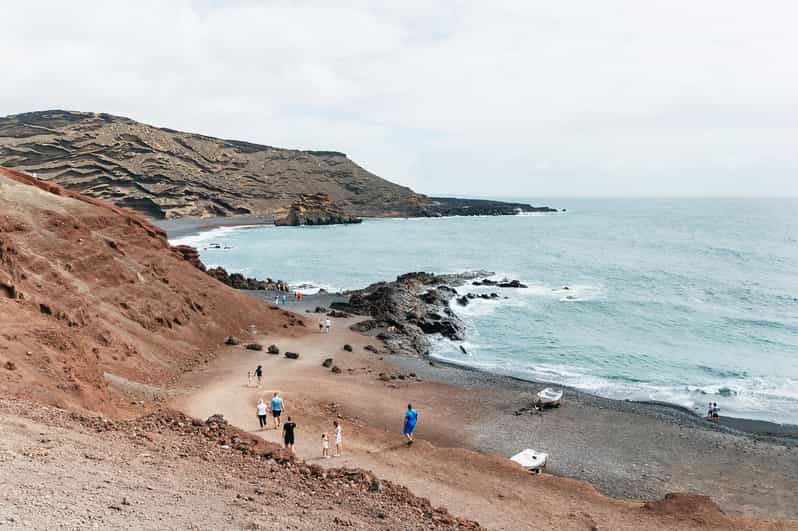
254, 390, 344, 456
318, 318, 332, 333
252, 381, 419, 456
273, 291, 304, 306
707, 401, 721, 423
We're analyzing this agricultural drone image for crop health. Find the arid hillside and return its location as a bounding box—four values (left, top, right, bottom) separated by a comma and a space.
0, 110, 434, 219
0, 166, 304, 414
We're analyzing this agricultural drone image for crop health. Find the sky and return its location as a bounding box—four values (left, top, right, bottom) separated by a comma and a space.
2, 1, 797, 197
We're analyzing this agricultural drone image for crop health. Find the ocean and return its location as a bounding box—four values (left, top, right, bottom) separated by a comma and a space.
171, 198, 798, 425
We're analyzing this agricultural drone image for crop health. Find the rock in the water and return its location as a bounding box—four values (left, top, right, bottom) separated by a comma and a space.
274, 193, 362, 226
245, 343, 263, 351
329, 272, 486, 357
284, 351, 300, 360
225, 336, 240, 345
497, 279, 527, 288
267, 344, 279, 354
322, 358, 334, 368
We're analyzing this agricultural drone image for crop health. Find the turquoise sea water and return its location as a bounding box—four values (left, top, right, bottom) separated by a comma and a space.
172, 199, 798, 424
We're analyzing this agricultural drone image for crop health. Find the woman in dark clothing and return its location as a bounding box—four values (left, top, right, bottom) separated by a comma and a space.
283, 416, 297, 453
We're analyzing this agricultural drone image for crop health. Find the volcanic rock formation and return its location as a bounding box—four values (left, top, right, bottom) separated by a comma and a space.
0, 110, 557, 220
0, 166, 302, 413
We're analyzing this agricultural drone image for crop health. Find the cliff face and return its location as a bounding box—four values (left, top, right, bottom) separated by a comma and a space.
0, 166, 302, 414
0, 110, 432, 220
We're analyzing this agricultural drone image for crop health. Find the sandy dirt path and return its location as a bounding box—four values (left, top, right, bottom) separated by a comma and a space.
172, 317, 789, 531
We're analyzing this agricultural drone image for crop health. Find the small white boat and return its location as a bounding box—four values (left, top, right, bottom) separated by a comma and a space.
510, 448, 549, 473
536, 387, 563, 407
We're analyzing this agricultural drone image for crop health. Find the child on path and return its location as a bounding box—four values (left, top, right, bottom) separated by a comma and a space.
247, 371, 253, 387
322, 433, 330, 458
333, 420, 342, 456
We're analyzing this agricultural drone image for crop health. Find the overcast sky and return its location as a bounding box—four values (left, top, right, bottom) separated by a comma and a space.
2, 1, 797, 197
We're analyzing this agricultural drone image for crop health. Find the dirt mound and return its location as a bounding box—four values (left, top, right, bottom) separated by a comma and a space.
0, 167, 303, 415
644, 492, 733, 527
0, 397, 481, 529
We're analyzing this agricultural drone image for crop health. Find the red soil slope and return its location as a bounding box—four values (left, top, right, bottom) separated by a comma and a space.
0, 167, 304, 415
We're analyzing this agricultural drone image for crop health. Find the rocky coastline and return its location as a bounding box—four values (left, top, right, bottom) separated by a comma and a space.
329, 271, 530, 357
172, 244, 290, 292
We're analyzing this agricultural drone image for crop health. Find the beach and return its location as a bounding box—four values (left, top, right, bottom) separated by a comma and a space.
167, 307, 797, 529
150, 216, 798, 528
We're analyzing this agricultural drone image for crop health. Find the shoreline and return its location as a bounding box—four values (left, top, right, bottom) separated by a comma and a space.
154, 214, 274, 240
247, 289, 798, 439
389, 354, 798, 442
156, 218, 798, 436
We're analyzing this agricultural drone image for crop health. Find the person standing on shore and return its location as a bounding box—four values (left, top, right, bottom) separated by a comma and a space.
271, 391, 285, 429
403, 404, 418, 445
319, 319, 324, 333
324, 318, 332, 333
333, 420, 342, 457
281, 294, 287, 305
712, 402, 720, 423
256, 399, 268, 430
283, 416, 296, 453
255, 365, 263, 387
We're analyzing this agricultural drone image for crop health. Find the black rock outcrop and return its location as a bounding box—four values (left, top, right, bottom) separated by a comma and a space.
331, 271, 490, 357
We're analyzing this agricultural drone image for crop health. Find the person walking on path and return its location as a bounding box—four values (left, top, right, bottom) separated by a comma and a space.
283, 416, 296, 453
256, 399, 268, 430
271, 392, 285, 429
324, 318, 332, 333
255, 365, 263, 387
319, 319, 324, 333
403, 404, 418, 445
247, 371, 253, 387
333, 420, 343, 457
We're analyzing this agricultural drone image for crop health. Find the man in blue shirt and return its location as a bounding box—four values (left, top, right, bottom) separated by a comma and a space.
403, 403, 418, 445
270, 392, 285, 429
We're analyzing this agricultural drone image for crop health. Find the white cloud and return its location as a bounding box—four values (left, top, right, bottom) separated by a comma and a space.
1, 0, 797, 197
